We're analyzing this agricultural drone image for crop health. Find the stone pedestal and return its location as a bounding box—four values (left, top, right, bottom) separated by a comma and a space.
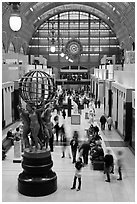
18, 148, 57, 196
13, 140, 21, 163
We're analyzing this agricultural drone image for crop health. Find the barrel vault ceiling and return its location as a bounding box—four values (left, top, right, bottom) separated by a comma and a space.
2, 2, 135, 68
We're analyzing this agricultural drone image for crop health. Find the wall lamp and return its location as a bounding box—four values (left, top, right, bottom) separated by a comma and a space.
9, 2, 22, 32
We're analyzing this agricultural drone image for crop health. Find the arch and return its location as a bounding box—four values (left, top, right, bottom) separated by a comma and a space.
2, 2, 135, 51
20, 46, 24, 54
33, 3, 116, 31
25, 2, 133, 48
2, 31, 7, 53
28, 9, 120, 67
11, 37, 22, 53
8, 41, 15, 53
22, 42, 28, 55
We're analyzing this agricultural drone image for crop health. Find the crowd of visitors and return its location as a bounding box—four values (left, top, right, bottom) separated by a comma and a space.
3, 86, 124, 190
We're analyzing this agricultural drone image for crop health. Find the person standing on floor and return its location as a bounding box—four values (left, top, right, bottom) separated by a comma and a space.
61, 129, 71, 159
100, 114, 107, 130
54, 119, 60, 142
104, 149, 114, 182
60, 124, 65, 142
107, 116, 113, 131
79, 140, 91, 165
117, 150, 124, 181
14, 127, 21, 141
6, 128, 14, 145
94, 99, 98, 108
71, 157, 84, 191
97, 99, 101, 108
88, 109, 95, 125
70, 131, 79, 163
62, 109, 66, 119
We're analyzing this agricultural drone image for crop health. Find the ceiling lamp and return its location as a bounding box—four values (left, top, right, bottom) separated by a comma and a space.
50, 44, 56, 53
60, 52, 65, 57
60, 38, 65, 57
30, 7, 33, 12
68, 58, 73, 63
9, 2, 22, 32
50, 22, 56, 53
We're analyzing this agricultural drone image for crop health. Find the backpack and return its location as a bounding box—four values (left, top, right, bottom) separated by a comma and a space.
75, 160, 82, 170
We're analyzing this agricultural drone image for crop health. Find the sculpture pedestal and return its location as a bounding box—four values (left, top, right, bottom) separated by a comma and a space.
18, 148, 57, 196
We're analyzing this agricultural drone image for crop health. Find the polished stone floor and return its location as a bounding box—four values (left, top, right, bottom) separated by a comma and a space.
2, 104, 135, 202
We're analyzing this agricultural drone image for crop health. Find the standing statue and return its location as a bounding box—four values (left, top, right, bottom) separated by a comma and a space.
27, 105, 41, 151
27, 102, 52, 151
18, 102, 52, 151
41, 108, 54, 150
17, 105, 31, 148
18, 70, 57, 196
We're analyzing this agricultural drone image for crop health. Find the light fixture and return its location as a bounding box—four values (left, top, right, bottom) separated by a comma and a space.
60, 52, 65, 57
68, 58, 73, 63
9, 2, 22, 32
50, 44, 56, 53
30, 7, 33, 12
49, 21, 56, 53
129, 35, 133, 40
66, 56, 69, 60
60, 38, 65, 57
113, 7, 115, 11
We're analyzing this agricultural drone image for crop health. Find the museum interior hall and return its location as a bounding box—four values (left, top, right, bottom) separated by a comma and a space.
2, 2, 135, 202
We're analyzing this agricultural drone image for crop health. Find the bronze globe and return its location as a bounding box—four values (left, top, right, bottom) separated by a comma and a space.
19, 70, 55, 107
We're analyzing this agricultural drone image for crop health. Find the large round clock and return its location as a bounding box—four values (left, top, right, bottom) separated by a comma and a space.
65, 39, 82, 58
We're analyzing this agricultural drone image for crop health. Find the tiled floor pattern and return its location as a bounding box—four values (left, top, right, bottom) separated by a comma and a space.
2, 105, 135, 202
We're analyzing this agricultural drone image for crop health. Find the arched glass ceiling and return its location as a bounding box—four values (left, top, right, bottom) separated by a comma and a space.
33, 3, 115, 26
29, 10, 120, 68
2, 2, 135, 54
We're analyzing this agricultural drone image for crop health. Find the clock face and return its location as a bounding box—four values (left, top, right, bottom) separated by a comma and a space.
65, 39, 82, 58
69, 42, 80, 54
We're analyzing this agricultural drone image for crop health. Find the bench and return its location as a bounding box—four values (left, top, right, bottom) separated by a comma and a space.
93, 160, 104, 170
2, 137, 13, 153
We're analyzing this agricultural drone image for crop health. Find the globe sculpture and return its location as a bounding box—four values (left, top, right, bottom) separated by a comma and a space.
18, 69, 57, 196
19, 70, 56, 107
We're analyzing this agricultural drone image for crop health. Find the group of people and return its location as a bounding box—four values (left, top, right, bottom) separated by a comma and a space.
6, 127, 22, 145
104, 149, 123, 182
70, 121, 124, 191
94, 99, 101, 108
100, 115, 113, 131
3, 88, 124, 192
71, 146, 124, 192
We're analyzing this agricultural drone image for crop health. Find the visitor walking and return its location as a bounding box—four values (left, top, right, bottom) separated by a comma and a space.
117, 150, 124, 181
71, 157, 84, 191
104, 149, 114, 182
97, 99, 101, 108
100, 114, 107, 130
70, 131, 79, 163
94, 99, 98, 108
107, 116, 113, 130
61, 127, 71, 158
79, 140, 91, 165
62, 109, 66, 119
54, 120, 60, 142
